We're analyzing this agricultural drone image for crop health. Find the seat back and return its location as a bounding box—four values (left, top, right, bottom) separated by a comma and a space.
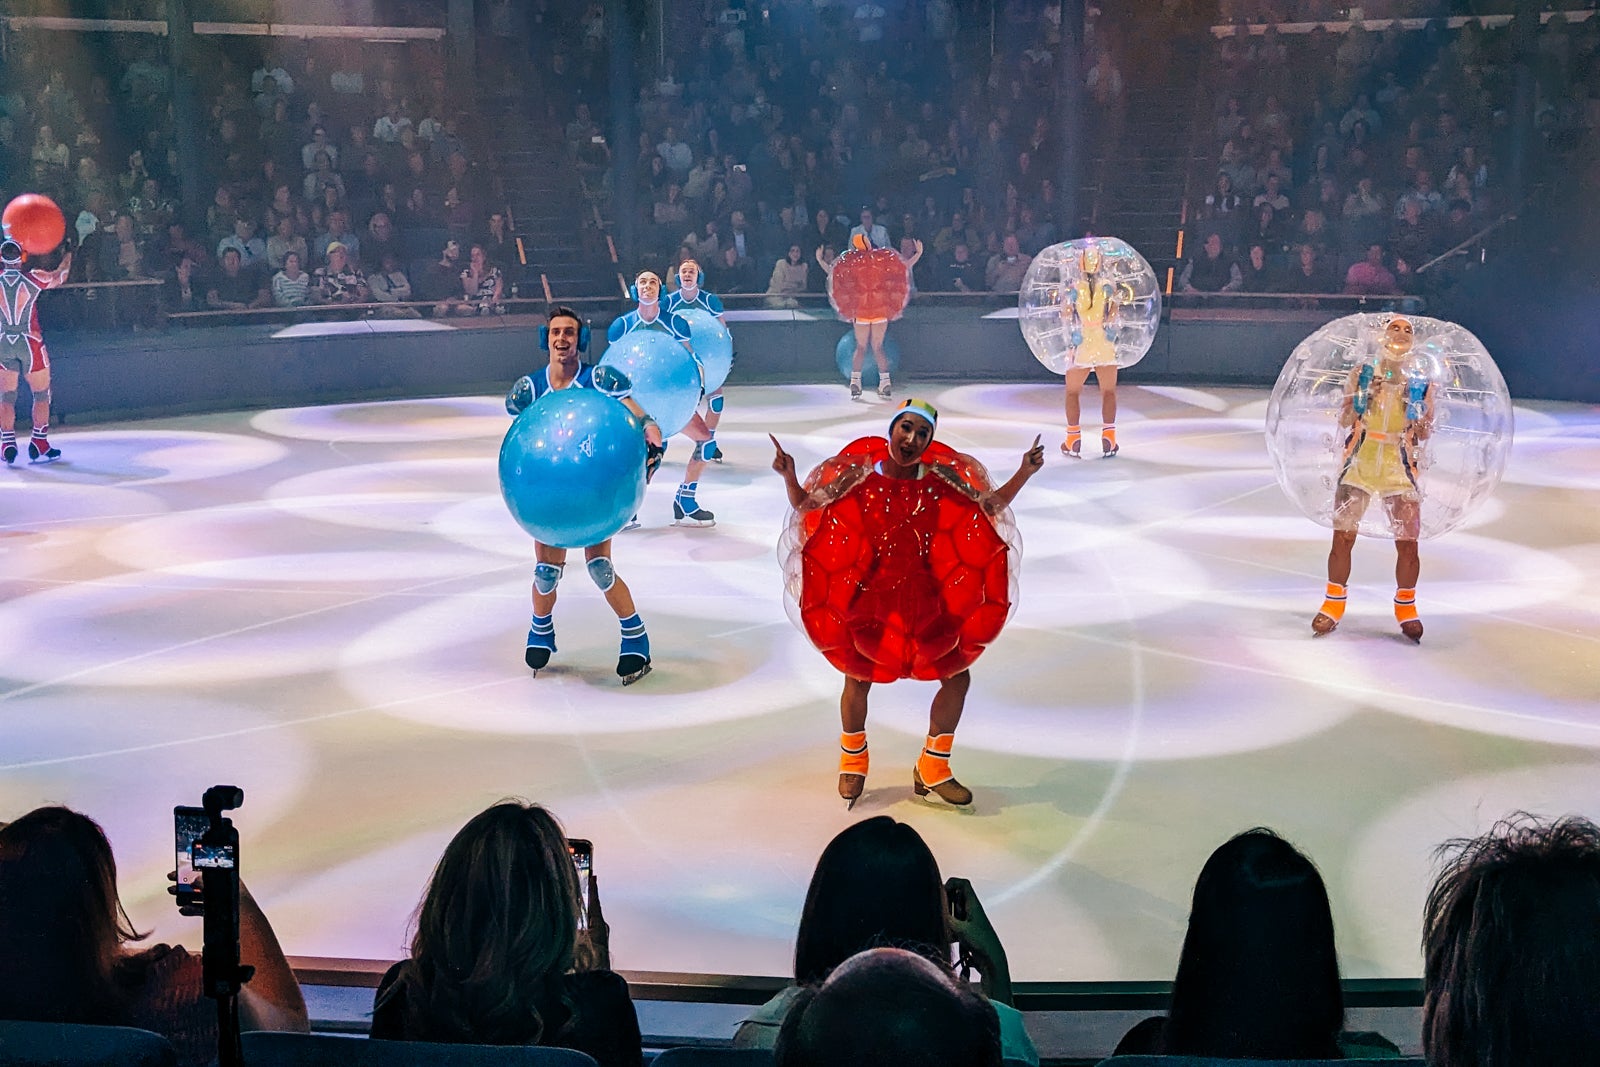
1096, 1058, 1425, 1067
240, 1031, 599, 1066
0, 1019, 177, 1067
651, 1049, 775, 1066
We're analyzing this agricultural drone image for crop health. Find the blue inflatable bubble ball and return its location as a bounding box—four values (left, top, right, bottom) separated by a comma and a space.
599, 330, 704, 438
499, 389, 648, 549
835, 332, 902, 389
678, 307, 735, 394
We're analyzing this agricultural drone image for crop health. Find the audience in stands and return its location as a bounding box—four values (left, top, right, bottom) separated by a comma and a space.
1180, 232, 1244, 293
271, 250, 312, 308
313, 242, 369, 305
368, 250, 414, 307
733, 815, 1038, 1065
1, 2, 1595, 320
766, 243, 810, 307
207, 247, 269, 310
0, 806, 307, 1067
370, 800, 642, 1067
6, 787, 1599, 1065
1344, 242, 1401, 296
459, 243, 505, 315
773, 947, 1003, 1067
1422, 814, 1600, 1067
1114, 827, 1401, 1060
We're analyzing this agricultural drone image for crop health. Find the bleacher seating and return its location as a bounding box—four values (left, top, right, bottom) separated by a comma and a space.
240, 1031, 600, 1066
0, 1020, 178, 1067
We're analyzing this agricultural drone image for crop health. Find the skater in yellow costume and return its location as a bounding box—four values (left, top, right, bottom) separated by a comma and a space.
1312, 316, 1435, 642
1060, 245, 1131, 458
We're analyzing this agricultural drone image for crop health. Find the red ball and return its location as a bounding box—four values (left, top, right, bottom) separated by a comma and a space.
828, 247, 910, 323
3, 194, 67, 256
783, 437, 1018, 683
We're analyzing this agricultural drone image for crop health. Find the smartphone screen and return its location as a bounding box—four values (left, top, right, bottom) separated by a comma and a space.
174, 806, 208, 905
568, 839, 593, 930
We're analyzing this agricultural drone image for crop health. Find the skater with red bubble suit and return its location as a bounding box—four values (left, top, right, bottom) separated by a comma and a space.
0, 229, 71, 465
771, 399, 1044, 808
817, 233, 922, 400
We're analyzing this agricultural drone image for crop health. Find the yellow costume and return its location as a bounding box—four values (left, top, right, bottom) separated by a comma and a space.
1340, 369, 1422, 497
1315, 316, 1431, 642
1066, 280, 1119, 368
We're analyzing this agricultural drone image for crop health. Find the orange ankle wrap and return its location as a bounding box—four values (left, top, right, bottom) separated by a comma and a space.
839, 731, 869, 775
1319, 582, 1348, 621
1394, 588, 1418, 624
915, 733, 955, 787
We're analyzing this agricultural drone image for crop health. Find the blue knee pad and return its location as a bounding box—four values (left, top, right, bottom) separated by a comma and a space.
697, 439, 718, 462
708, 392, 725, 415
533, 562, 564, 595
586, 556, 616, 592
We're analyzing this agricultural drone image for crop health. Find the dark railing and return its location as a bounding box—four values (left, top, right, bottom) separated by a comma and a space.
1166, 291, 1425, 314
55, 284, 1424, 332
290, 955, 1425, 1011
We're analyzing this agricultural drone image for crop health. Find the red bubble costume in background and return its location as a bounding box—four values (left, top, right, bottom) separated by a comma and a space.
782, 437, 1019, 682
826, 243, 912, 325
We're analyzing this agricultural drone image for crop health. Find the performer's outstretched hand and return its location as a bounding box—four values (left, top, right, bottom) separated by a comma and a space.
770, 434, 795, 479
1020, 434, 1044, 474
993, 435, 1044, 509
771, 435, 808, 507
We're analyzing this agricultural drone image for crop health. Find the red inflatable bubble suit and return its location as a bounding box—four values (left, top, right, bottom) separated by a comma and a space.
780, 437, 1020, 683
2, 194, 66, 255
827, 246, 911, 323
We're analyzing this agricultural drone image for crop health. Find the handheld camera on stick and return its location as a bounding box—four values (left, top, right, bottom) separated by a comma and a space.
174, 785, 251, 1067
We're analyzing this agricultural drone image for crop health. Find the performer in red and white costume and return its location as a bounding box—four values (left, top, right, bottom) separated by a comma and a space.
0, 238, 72, 464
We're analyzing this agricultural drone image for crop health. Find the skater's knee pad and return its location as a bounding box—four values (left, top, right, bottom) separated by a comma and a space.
533, 562, 564, 595
30, 387, 48, 406
0, 390, 15, 405
697, 439, 718, 462
586, 556, 616, 591
708, 392, 724, 414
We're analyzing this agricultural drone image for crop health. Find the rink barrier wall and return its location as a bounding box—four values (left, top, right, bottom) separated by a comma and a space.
34, 304, 1589, 425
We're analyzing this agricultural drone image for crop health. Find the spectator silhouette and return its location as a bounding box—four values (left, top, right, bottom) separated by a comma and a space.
773, 947, 1002, 1067
1114, 828, 1398, 1059
1423, 814, 1600, 1067
733, 815, 1036, 1064
0, 806, 307, 1067
371, 800, 641, 1067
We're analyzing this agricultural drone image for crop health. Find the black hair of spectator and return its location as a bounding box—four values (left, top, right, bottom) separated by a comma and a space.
1165, 827, 1344, 1059
774, 947, 1001, 1067
793, 816, 948, 985
1423, 814, 1600, 1067
0, 807, 148, 1024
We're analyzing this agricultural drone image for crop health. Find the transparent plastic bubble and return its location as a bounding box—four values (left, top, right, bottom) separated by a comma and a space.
1018, 237, 1162, 374
1266, 313, 1513, 541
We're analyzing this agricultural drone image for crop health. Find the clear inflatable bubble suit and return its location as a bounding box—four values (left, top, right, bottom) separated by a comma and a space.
1018, 237, 1162, 374
1266, 313, 1514, 541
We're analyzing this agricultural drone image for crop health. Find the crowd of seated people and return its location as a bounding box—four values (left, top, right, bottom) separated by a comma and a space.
0, 29, 521, 320
5, 5, 1594, 322
5, 796, 1598, 1067
1182, 10, 1599, 299
559, 0, 1144, 299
